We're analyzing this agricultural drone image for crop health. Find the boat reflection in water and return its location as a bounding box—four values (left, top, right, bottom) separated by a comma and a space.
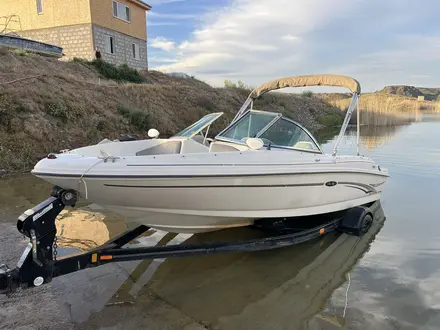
73, 202, 386, 329
55, 205, 129, 252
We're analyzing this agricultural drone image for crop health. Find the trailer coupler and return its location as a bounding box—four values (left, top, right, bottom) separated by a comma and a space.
0, 186, 77, 294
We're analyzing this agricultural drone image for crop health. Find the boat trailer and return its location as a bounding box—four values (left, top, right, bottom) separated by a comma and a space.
0, 186, 374, 295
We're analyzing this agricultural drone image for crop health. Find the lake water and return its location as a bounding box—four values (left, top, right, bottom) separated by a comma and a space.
1, 113, 440, 329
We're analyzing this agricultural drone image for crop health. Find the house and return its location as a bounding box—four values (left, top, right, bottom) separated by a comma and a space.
0, 0, 151, 70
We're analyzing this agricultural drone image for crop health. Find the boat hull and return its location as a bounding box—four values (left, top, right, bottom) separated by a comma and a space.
33, 171, 387, 233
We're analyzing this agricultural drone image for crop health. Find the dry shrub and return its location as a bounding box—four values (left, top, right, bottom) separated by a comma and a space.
330, 94, 420, 126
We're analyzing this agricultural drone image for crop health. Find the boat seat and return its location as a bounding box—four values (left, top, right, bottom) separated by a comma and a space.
209, 141, 249, 152
136, 141, 182, 156
191, 135, 210, 146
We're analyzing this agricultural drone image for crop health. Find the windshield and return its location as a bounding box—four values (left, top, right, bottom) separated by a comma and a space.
217, 110, 321, 153
218, 111, 278, 141
172, 112, 223, 138
259, 119, 320, 152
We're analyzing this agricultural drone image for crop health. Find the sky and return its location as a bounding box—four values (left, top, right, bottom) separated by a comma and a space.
145, 0, 440, 93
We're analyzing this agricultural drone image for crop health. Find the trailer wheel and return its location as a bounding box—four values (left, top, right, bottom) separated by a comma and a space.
338, 206, 373, 237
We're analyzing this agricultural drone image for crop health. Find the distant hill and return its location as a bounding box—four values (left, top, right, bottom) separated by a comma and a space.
378, 85, 440, 101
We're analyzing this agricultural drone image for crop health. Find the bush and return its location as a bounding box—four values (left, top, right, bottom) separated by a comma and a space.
92, 60, 144, 83
117, 105, 150, 130
302, 91, 314, 98
196, 95, 216, 111
0, 93, 29, 132
43, 100, 83, 121
71, 57, 89, 64
224, 79, 254, 91
317, 112, 344, 127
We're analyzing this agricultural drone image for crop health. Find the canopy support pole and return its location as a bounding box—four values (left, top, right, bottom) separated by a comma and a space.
356, 97, 360, 156
332, 93, 359, 156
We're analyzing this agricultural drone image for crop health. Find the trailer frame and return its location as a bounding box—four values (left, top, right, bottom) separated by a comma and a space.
0, 186, 374, 295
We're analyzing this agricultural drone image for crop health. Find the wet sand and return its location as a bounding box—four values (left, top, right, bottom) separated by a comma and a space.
0, 216, 207, 330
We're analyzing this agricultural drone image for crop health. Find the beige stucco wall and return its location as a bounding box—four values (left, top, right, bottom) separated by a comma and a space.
89, 0, 147, 40
0, 0, 147, 40
0, 0, 92, 30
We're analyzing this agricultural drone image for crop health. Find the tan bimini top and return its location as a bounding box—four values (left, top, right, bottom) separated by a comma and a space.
250, 74, 361, 99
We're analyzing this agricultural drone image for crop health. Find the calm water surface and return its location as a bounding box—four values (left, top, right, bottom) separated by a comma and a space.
1, 113, 440, 329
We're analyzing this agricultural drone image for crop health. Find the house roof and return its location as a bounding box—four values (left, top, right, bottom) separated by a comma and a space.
127, 0, 152, 10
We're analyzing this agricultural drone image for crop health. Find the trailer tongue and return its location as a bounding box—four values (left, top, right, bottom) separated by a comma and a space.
0, 187, 374, 295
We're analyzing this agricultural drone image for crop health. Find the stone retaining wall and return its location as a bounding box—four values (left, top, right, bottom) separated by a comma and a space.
92, 24, 148, 70
20, 24, 94, 60
5, 23, 148, 69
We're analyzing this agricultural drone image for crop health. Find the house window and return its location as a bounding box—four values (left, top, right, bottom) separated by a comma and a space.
104, 35, 115, 54
112, 1, 131, 22
36, 0, 43, 14
132, 43, 140, 60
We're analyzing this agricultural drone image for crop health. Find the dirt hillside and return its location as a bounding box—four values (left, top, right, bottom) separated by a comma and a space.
0, 50, 343, 172
378, 85, 440, 101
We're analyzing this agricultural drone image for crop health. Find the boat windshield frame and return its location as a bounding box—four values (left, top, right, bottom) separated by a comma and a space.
216, 110, 324, 154
170, 112, 224, 139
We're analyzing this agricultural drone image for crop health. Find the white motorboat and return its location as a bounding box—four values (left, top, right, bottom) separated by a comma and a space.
31, 74, 389, 233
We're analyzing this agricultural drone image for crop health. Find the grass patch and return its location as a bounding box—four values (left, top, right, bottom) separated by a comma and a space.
11, 48, 35, 57
0, 93, 29, 132
117, 105, 150, 130
71, 57, 89, 64
92, 60, 144, 83
43, 100, 83, 121
69, 58, 145, 83
0, 134, 37, 171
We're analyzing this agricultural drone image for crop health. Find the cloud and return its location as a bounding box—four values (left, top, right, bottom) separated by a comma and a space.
281, 34, 300, 42
149, 57, 180, 63
148, 21, 179, 26
149, 36, 176, 51
150, 0, 440, 91
148, 12, 198, 20
325, 34, 440, 91
146, 0, 186, 4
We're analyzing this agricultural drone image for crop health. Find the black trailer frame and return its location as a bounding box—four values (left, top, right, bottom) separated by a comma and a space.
0, 186, 374, 295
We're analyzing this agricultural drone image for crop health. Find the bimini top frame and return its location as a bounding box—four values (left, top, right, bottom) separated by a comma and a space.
231, 74, 362, 156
